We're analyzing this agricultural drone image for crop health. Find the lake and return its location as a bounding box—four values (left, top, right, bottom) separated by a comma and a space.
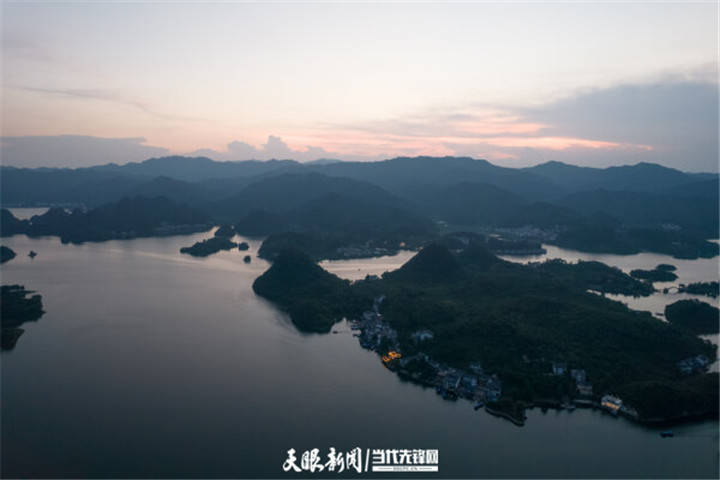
8, 207, 50, 220
1, 221, 718, 478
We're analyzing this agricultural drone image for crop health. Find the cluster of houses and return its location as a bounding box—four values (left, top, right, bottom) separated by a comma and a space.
441, 364, 503, 403
553, 362, 638, 419
352, 298, 398, 351
336, 244, 395, 259
599, 394, 638, 419
439, 230, 549, 256
350, 297, 643, 420
350, 298, 503, 406
600, 394, 623, 414
153, 223, 212, 236
677, 354, 710, 375
399, 354, 503, 404
477, 225, 561, 243
551, 362, 594, 397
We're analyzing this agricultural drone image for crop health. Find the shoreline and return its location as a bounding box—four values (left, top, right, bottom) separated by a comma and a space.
485, 405, 526, 426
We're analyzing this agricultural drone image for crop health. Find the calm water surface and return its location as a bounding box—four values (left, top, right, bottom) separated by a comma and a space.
320, 251, 416, 281
8, 207, 50, 220
1, 228, 718, 478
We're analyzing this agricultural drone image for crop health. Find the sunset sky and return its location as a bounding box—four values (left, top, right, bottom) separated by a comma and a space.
2, 1, 718, 171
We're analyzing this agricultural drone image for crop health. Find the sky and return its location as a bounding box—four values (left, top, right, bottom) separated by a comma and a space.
1, 1, 718, 171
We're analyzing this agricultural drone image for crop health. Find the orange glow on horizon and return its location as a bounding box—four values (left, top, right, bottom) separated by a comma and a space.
277, 129, 653, 160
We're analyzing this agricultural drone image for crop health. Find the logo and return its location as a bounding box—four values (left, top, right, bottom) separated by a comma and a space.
283, 448, 439, 473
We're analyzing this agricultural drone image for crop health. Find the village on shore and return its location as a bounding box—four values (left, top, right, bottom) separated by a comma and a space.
347, 296, 711, 426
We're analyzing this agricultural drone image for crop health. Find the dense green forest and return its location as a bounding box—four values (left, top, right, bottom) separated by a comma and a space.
630, 265, 679, 282
1, 285, 45, 350
180, 236, 238, 257
1, 197, 211, 243
665, 299, 719, 334
253, 243, 718, 423
252, 249, 357, 332
1, 245, 16, 263
677, 282, 719, 298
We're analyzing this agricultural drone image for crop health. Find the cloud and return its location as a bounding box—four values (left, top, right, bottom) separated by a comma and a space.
304, 77, 718, 171
0, 135, 169, 168
189, 135, 358, 162
515, 80, 718, 171
3, 77, 716, 172
13, 86, 206, 122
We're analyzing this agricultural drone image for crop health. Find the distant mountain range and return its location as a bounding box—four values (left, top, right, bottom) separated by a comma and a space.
4, 155, 714, 203
1, 156, 717, 257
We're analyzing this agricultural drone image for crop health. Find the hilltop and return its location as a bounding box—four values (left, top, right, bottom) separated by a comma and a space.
252, 249, 356, 333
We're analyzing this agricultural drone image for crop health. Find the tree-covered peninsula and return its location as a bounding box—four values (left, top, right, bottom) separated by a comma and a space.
253, 243, 717, 425
677, 282, 720, 298
1, 246, 16, 264
252, 249, 358, 332
1, 285, 45, 350
180, 236, 238, 257
665, 299, 719, 335
630, 265, 679, 283
1, 196, 211, 244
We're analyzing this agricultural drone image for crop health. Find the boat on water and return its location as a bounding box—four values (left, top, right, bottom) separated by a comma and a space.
660, 430, 674, 438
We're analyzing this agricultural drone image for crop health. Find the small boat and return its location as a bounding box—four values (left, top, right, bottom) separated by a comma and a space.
660, 430, 674, 438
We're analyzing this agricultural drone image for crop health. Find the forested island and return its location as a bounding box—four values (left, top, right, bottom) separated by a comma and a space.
253, 243, 717, 426
214, 224, 235, 237
180, 236, 238, 257
1, 246, 16, 263
665, 300, 719, 335
630, 264, 679, 283
1, 285, 45, 350
677, 282, 720, 298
